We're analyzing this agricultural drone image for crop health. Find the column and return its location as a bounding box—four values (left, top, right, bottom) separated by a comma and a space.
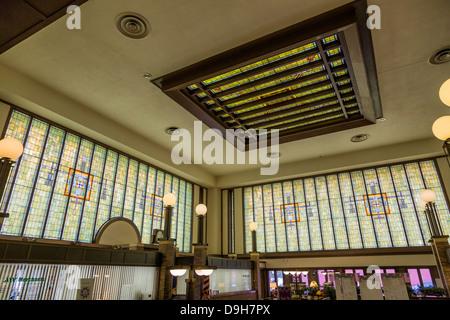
429, 235, 450, 296
250, 252, 261, 299
157, 239, 176, 300
193, 244, 208, 300
308, 268, 318, 286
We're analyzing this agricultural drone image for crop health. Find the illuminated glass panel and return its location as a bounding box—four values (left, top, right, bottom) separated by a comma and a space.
61, 139, 94, 241
242, 160, 449, 253
22, 126, 65, 238
375, 167, 408, 247
111, 155, 128, 218
404, 163, 431, 242
176, 179, 186, 247
282, 182, 299, 251
243, 187, 254, 253
338, 173, 363, 249
142, 167, 157, 244
326, 175, 349, 249
419, 161, 450, 236
272, 183, 287, 252
390, 165, 424, 246
0, 111, 31, 215
1, 110, 194, 252
78, 145, 107, 242
170, 176, 179, 240
351, 171, 377, 248
43, 133, 80, 239
263, 185, 277, 252
1, 119, 48, 235
95, 150, 118, 232
315, 177, 335, 250
253, 186, 266, 252
122, 159, 138, 221
132, 163, 148, 236
362, 169, 392, 248
292, 180, 311, 251
304, 178, 322, 250
183, 183, 193, 252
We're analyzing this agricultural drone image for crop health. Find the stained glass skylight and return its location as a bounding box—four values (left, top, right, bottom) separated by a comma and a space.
153, 2, 382, 146
175, 33, 363, 137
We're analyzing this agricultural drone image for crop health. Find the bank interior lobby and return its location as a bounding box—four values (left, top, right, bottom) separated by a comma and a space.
0, 0, 449, 305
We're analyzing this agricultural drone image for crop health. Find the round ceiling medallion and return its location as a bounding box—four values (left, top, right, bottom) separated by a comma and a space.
116, 13, 150, 39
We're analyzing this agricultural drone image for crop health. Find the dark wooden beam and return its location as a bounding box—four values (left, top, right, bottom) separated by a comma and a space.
0, 0, 90, 54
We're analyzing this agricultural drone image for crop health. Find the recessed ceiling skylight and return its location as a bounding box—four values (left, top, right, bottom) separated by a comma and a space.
153, 1, 382, 147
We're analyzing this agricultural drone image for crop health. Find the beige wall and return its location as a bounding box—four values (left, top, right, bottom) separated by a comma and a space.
0, 63, 215, 188
264, 254, 436, 269
216, 138, 445, 189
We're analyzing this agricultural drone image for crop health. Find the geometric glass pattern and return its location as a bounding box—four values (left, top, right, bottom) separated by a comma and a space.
171, 33, 365, 143
243, 159, 450, 253
0, 109, 194, 252
363, 193, 390, 216
64, 169, 93, 201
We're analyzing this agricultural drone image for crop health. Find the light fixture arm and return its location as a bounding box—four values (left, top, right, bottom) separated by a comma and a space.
0, 158, 15, 205
163, 205, 173, 240
251, 230, 257, 253
424, 202, 444, 238
198, 214, 204, 245
443, 139, 450, 168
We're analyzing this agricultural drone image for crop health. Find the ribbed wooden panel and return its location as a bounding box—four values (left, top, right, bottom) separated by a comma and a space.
0, 263, 157, 300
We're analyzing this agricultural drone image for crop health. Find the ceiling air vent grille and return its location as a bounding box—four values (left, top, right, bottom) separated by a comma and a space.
116, 13, 150, 39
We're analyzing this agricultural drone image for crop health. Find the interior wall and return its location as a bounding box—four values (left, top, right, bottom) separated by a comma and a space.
218, 157, 450, 267
0, 101, 10, 132
0, 63, 215, 188
263, 254, 436, 269
205, 187, 221, 254
216, 138, 445, 189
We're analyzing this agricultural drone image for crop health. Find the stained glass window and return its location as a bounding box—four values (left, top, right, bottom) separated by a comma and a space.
0, 110, 195, 252
243, 160, 450, 253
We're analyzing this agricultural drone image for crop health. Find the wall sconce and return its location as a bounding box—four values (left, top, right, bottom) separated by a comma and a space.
195, 204, 207, 245
169, 268, 188, 277
439, 78, 450, 107
249, 221, 258, 253
169, 265, 216, 300
0, 137, 24, 227
420, 189, 444, 238
433, 78, 450, 167
432, 116, 450, 167
162, 193, 176, 240
194, 266, 216, 276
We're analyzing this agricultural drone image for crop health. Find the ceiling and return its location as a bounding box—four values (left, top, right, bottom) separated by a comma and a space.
0, 0, 449, 179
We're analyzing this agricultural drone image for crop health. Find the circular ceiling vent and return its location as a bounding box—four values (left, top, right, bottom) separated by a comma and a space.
429, 47, 450, 65
267, 152, 281, 158
165, 127, 181, 135
116, 13, 150, 39
350, 134, 370, 143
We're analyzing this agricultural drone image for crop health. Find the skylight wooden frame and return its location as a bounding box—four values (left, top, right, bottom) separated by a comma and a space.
152, 0, 382, 147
